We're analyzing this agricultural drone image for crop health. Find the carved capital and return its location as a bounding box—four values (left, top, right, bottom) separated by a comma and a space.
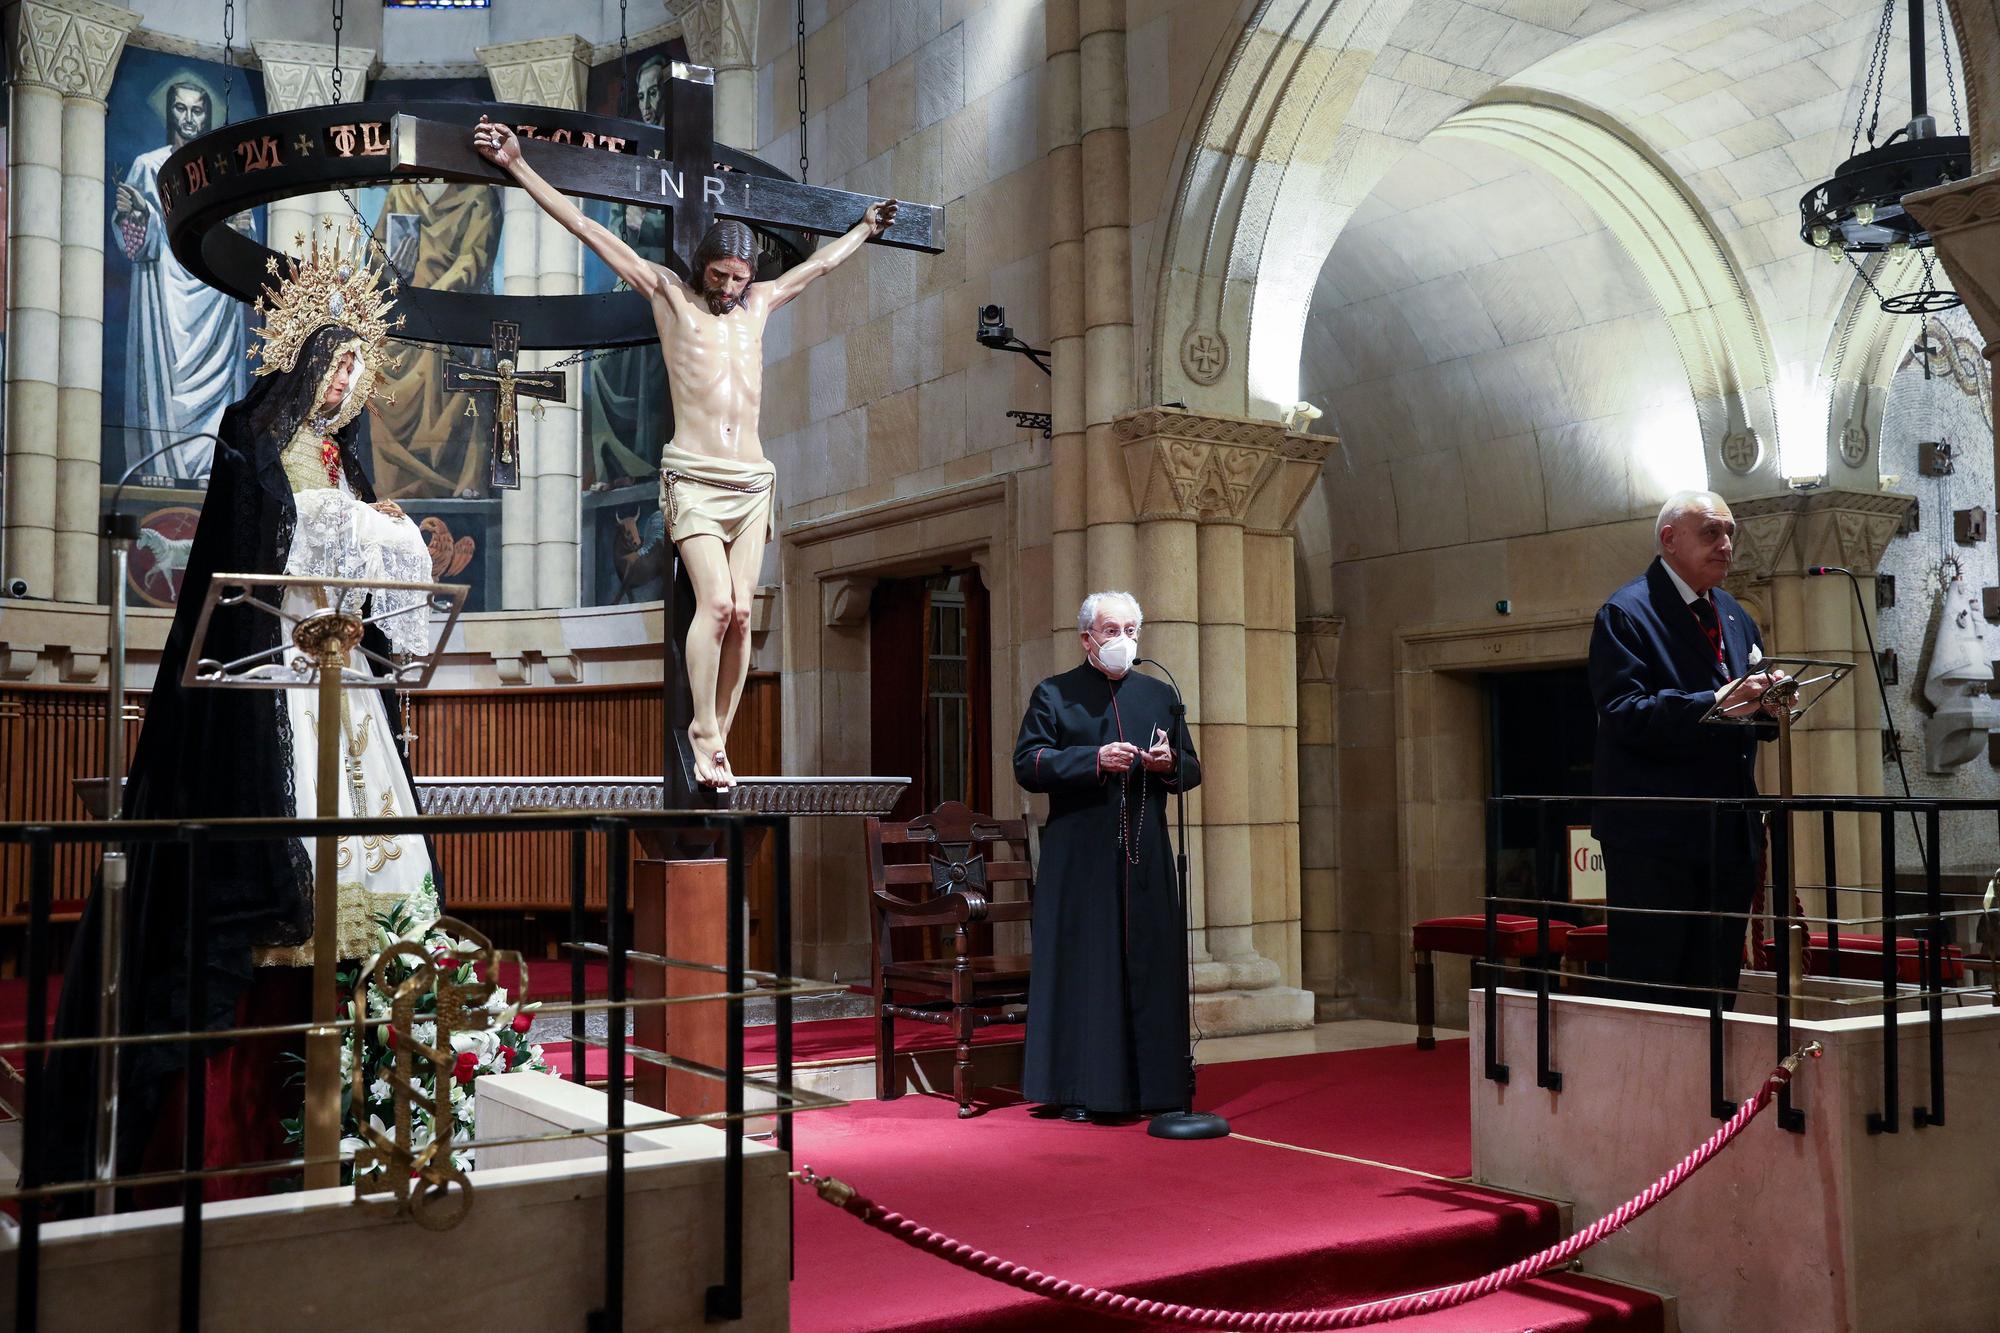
476, 35, 592, 112
1904, 169, 2000, 356
1113, 407, 1331, 532
6, 0, 141, 100
1723, 493, 1801, 585
669, 0, 753, 70
1296, 616, 1343, 686
822, 575, 877, 627
1795, 489, 1915, 577
1720, 488, 1916, 591
252, 39, 379, 112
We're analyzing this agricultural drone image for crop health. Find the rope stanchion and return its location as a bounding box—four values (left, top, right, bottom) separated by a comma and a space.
795, 1043, 1824, 1330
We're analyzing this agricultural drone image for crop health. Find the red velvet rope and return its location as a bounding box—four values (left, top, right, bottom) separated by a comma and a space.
797, 1044, 1822, 1330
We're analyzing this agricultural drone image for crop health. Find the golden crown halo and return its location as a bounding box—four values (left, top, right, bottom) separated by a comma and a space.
250, 217, 404, 380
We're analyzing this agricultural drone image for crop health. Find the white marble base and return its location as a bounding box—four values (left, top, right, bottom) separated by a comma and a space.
1470, 988, 2000, 1332
2, 1072, 788, 1332
1194, 983, 1318, 1037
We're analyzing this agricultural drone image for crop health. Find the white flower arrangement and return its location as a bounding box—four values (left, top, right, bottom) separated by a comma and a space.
283, 896, 552, 1182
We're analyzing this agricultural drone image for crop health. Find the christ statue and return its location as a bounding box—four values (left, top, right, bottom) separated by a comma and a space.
474, 117, 897, 788
113, 79, 248, 482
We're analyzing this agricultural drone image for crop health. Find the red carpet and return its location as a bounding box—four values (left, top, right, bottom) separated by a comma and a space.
790, 1042, 1663, 1332
539, 1014, 1024, 1083
1196, 1039, 1474, 1178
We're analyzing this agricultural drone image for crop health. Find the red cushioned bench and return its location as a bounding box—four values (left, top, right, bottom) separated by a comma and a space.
1756, 931, 1965, 986
1411, 915, 1571, 1049
1562, 922, 1609, 966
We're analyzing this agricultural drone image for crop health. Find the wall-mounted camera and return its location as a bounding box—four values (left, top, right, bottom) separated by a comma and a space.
974, 303, 1050, 375
977, 304, 1014, 349
6, 578, 30, 598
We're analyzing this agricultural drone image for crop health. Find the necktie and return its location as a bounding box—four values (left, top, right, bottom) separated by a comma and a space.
1691, 596, 1724, 667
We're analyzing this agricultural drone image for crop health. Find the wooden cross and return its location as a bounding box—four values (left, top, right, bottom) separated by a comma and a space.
442, 320, 566, 490
390, 63, 944, 285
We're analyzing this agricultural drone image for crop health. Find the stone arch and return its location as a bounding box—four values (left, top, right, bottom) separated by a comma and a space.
1430, 93, 1781, 495
1819, 252, 1932, 486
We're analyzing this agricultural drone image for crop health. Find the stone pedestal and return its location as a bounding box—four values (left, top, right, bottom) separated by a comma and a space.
1114, 407, 1328, 1036
1473, 988, 2000, 1332
0, 0, 140, 606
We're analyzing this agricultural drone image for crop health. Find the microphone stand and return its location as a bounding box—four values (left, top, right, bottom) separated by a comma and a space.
89, 430, 221, 1211
1134, 658, 1228, 1141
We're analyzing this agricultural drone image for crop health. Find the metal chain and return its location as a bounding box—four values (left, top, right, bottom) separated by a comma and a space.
797, 0, 810, 182
220, 0, 236, 123
618, 0, 632, 118
1853, 0, 1896, 153
1933, 0, 1963, 133
330, 0, 346, 105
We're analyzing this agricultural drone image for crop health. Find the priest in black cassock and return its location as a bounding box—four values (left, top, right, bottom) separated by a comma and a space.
1014, 592, 1200, 1122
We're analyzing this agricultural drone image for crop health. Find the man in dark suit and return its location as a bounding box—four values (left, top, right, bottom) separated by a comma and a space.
1589, 490, 1780, 1006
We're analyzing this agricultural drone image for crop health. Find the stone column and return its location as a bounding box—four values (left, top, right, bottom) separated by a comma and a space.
1117, 408, 1324, 1034
1078, 0, 1135, 593
252, 41, 378, 241
478, 36, 591, 613
1, 0, 139, 605
1044, 0, 1087, 668
673, 0, 756, 149
1725, 489, 1912, 907
1297, 618, 1345, 1015
534, 210, 583, 609
495, 189, 541, 608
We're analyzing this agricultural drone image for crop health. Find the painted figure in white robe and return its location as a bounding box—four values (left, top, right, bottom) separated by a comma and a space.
112, 79, 247, 482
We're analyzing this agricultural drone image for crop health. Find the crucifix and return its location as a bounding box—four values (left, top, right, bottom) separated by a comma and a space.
394, 64, 944, 807
443, 319, 566, 490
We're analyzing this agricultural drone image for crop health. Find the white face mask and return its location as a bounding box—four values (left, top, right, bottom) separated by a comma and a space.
1094, 634, 1138, 673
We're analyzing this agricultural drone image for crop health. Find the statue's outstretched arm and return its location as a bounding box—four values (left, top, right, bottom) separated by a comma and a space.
765, 199, 898, 310
472, 116, 678, 301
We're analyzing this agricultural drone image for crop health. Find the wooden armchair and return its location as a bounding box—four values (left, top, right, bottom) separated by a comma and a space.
866, 801, 1034, 1117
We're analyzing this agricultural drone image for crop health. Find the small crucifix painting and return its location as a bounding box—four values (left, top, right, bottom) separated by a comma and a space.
443, 320, 567, 490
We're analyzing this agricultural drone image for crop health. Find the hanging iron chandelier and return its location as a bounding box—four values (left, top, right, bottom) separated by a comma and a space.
1798, 0, 1968, 313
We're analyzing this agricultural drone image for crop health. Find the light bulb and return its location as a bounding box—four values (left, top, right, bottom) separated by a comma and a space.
1811, 224, 1831, 247
1888, 240, 1910, 258
1854, 201, 1877, 226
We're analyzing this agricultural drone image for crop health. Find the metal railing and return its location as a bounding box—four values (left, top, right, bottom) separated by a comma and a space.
1, 808, 834, 1333
1480, 793, 1999, 1136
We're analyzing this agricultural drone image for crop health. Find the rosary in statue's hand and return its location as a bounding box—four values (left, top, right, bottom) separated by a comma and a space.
371, 499, 406, 520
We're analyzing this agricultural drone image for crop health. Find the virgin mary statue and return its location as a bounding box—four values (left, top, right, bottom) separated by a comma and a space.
49, 231, 442, 1202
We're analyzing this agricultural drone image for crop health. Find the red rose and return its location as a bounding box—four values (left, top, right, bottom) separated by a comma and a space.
385, 1025, 398, 1049
511, 1012, 533, 1034
499, 1046, 516, 1071
454, 1051, 479, 1084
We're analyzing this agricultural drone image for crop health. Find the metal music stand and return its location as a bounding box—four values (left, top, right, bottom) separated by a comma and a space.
181, 572, 467, 1190
1701, 656, 1854, 1014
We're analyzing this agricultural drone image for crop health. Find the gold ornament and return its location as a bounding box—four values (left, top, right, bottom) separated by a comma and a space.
250, 222, 404, 381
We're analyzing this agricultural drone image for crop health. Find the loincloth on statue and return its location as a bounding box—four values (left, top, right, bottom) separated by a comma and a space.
658, 444, 776, 546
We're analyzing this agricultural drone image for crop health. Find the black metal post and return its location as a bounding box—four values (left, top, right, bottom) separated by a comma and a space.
180, 827, 212, 1333
706, 819, 747, 1321
1821, 808, 1839, 967
774, 815, 795, 1279
1483, 802, 1507, 1084
594, 819, 630, 1333
570, 828, 588, 1085
1534, 803, 1560, 1092
1914, 807, 1945, 1127
1772, 803, 1804, 1132
1908, 0, 1928, 120
1708, 806, 1734, 1119
17, 830, 54, 1333
1867, 805, 1899, 1134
